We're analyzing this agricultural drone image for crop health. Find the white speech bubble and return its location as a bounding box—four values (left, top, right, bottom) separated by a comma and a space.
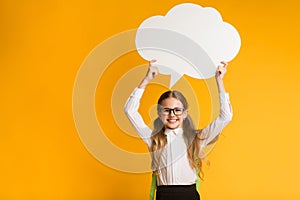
135, 3, 241, 88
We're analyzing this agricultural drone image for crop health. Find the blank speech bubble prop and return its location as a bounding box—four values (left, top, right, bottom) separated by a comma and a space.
135, 3, 241, 88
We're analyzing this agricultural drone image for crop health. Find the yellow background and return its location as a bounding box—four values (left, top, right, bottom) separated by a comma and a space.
1, 0, 300, 199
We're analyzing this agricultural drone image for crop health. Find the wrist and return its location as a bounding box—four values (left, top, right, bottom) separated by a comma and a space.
216, 77, 225, 93
215, 76, 223, 82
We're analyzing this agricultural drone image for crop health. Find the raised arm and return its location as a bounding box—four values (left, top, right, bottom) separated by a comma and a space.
199, 61, 233, 149
124, 60, 159, 148
137, 60, 159, 89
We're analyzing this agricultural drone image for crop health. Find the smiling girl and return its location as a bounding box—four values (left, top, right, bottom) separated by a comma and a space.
124, 60, 233, 200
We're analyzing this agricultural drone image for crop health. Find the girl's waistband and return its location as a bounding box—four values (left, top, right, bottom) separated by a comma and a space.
157, 184, 196, 193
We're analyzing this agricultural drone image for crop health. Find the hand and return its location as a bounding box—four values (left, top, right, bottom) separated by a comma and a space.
145, 59, 159, 81
215, 61, 228, 80
138, 60, 159, 89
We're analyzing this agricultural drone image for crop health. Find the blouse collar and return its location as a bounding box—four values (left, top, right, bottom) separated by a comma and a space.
164, 127, 183, 136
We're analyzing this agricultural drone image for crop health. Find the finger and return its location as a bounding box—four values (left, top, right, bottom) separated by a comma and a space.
220, 68, 227, 74
151, 67, 159, 77
153, 71, 159, 78
149, 59, 157, 66
217, 65, 223, 72
220, 61, 228, 69
217, 67, 226, 74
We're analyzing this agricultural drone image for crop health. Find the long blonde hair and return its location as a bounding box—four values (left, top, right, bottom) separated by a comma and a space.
150, 90, 206, 179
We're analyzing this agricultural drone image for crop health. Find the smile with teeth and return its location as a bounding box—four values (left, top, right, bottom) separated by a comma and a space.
167, 119, 178, 123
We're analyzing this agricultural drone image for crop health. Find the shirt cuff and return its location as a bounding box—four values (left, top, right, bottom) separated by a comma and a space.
130, 87, 145, 98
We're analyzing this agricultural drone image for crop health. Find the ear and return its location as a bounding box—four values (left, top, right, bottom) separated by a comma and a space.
183, 110, 188, 119
157, 111, 163, 120
157, 110, 161, 116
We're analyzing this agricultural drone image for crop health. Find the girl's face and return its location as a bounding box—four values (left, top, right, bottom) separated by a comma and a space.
159, 97, 187, 129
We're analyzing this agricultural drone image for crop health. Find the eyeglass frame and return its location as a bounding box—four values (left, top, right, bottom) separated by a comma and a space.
159, 107, 185, 116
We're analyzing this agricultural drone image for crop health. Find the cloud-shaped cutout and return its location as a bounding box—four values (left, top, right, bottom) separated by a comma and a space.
135, 3, 241, 87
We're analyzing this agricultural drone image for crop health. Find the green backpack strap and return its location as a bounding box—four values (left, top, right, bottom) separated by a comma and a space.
196, 168, 201, 193
149, 172, 157, 200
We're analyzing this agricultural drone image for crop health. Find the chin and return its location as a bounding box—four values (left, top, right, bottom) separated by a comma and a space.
165, 123, 180, 129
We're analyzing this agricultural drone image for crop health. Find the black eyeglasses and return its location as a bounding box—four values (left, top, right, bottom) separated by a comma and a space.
160, 107, 185, 116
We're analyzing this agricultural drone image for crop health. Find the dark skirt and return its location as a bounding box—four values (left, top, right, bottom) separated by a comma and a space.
156, 184, 200, 200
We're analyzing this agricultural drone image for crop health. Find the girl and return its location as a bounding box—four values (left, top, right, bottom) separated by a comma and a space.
124, 60, 233, 200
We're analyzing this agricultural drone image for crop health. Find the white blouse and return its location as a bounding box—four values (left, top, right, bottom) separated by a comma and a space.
124, 87, 233, 186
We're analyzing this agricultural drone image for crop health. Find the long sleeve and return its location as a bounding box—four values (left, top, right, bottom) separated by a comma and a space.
199, 92, 233, 149
124, 87, 153, 148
